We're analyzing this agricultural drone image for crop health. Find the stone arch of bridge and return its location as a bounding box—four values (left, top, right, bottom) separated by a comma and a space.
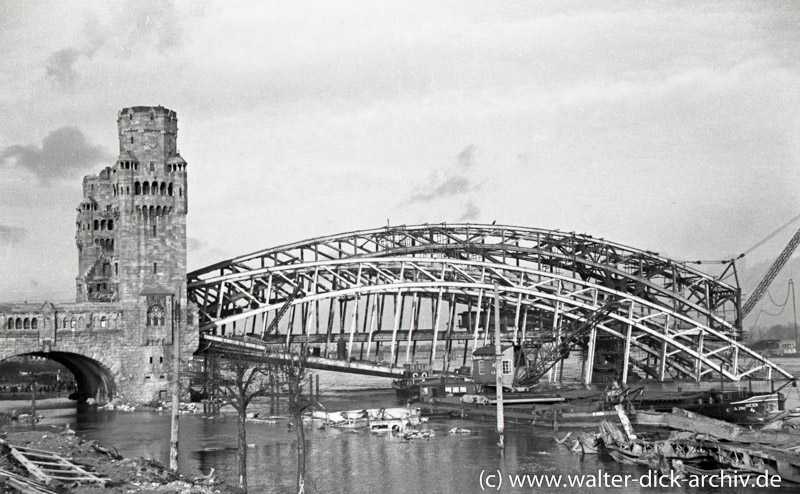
3, 351, 116, 403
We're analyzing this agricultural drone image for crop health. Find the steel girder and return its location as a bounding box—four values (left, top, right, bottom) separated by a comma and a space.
188, 254, 792, 382
188, 224, 742, 337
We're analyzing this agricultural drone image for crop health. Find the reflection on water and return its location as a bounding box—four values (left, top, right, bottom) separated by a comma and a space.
11, 356, 800, 493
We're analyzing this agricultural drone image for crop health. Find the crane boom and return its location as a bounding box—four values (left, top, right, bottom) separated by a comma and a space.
263, 284, 304, 336
516, 300, 619, 385
741, 225, 800, 318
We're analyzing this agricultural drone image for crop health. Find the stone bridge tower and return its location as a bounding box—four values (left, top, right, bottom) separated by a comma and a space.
0, 106, 197, 404
72, 106, 197, 402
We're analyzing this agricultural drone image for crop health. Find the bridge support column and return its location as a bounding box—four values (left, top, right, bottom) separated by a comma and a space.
405, 293, 419, 364
584, 325, 597, 384
695, 333, 704, 382
659, 315, 670, 381
621, 303, 634, 385
390, 292, 403, 366
430, 288, 444, 366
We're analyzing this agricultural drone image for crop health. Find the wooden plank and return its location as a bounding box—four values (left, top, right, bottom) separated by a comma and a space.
27, 461, 70, 467
8, 443, 106, 486
0, 469, 61, 494
9, 447, 51, 484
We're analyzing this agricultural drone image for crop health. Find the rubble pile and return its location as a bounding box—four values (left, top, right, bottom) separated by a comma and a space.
0, 427, 235, 493
562, 406, 800, 486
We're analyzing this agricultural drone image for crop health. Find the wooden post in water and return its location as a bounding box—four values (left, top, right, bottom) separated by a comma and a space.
169, 298, 181, 472
493, 283, 505, 449
29, 373, 36, 431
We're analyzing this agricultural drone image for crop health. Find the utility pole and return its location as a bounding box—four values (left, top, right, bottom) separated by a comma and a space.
170, 296, 181, 472
493, 283, 505, 449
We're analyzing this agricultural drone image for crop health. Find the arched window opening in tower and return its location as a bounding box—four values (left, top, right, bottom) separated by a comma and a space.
94, 220, 99, 230
147, 304, 166, 327
31, 318, 38, 330
23, 318, 30, 329
143, 182, 150, 195
168, 183, 173, 196
160, 182, 166, 195
151, 182, 157, 195
100, 220, 106, 230
62, 318, 68, 329
101, 316, 107, 328
7, 318, 14, 330
108, 220, 114, 230
70, 318, 76, 329
15, 319, 22, 329
135, 182, 141, 195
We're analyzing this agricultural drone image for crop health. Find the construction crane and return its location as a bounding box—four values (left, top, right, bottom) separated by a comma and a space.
741, 225, 800, 318
516, 300, 620, 385
263, 283, 304, 337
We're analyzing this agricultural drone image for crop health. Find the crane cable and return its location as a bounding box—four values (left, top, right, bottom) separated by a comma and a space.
739, 212, 800, 258
677, 212, 800, 265
752, 279, 794, 326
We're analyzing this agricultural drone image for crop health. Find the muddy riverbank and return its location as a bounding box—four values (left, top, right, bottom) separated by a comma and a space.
1, 426, 236, 493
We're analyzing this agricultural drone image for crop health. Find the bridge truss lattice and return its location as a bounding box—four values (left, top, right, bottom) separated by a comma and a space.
187, 224, 792, 382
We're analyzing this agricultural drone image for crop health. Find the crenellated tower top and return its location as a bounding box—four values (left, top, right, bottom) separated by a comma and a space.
117, 106, 181, 169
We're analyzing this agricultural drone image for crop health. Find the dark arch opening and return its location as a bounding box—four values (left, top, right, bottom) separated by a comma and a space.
143, 182, 150, 195
2, 352, 115, 403
135, 182, 141, 195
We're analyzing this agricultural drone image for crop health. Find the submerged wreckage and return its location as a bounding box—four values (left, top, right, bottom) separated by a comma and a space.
563, 405, 800, 485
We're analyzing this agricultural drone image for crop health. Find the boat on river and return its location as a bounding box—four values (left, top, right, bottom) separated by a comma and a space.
632, 388, 784, 425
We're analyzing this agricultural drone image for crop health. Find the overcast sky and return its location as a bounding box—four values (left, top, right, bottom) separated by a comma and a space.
1, 1, 798, 325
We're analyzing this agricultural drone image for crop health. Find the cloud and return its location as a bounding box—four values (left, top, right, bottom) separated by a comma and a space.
86, 1, 184, 56
405, 145, 480, 204
45, 48, 80, 87
455, 144, 476, 169
45, 1, 184, 88
187, 237, 209, 252
0, 127, 112, 184
0, 225, 27, 245
458, 200, 480, 222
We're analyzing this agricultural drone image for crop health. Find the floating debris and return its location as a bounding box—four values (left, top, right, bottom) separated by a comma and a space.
448, 427, 472, 434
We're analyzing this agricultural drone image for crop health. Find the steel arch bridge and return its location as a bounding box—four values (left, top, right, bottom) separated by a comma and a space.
187, 223, 792, 383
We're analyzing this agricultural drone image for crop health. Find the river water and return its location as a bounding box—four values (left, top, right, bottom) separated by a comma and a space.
6, 356, 800, 493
